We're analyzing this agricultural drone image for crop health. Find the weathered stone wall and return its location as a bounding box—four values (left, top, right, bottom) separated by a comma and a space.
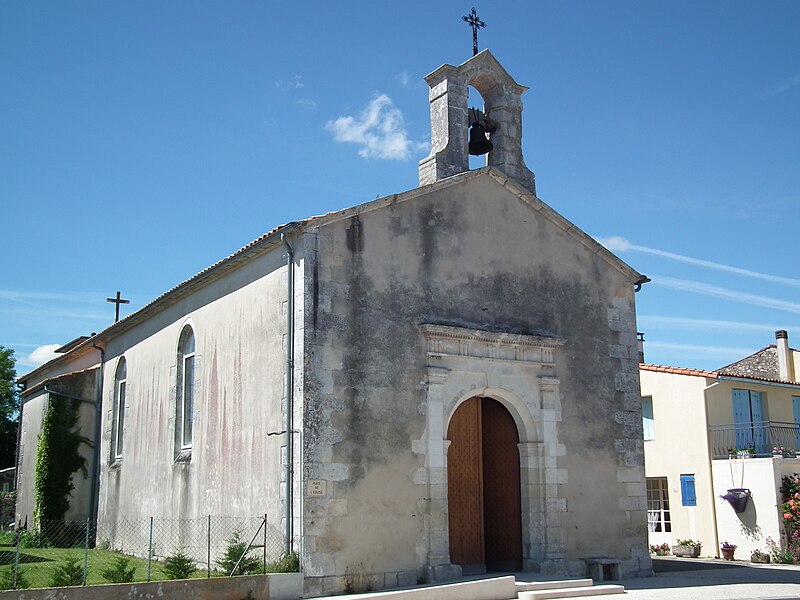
302, 170, 650, 594
16, 369, 97, 527
92, 243, 300, 559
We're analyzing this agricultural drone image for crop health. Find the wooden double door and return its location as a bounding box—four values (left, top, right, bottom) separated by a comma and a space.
447, 397, 522, 573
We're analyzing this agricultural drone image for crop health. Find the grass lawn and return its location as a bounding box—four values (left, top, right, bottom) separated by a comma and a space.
0, 544, 220, 589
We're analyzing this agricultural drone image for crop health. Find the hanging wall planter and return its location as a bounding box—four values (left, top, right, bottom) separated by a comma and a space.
720, 488, 751, 513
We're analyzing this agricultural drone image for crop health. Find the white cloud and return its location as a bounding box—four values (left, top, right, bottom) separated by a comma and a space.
326, 94, 426, 161
276, 75, 304, 91
297, 98, 317, 111
22, 344, 61, 368
396, 71, 410, 86
596, 236, 631, 253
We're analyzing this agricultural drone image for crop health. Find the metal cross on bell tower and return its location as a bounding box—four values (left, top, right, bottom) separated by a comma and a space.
462, 7, 486, 57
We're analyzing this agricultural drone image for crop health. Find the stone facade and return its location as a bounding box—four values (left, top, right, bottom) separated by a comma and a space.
299, 168, 651, 593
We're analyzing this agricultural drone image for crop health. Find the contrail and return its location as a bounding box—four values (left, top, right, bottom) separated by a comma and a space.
638, 316, 800, 334
653, 276, 800, 315
645, 341, 754, 358
597, 237, 800, 288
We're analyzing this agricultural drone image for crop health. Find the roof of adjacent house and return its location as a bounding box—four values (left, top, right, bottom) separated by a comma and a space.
641, 343, 800, 387
716, 345, 780, 380
19, 167, 647, 384
639, 364, 718, 379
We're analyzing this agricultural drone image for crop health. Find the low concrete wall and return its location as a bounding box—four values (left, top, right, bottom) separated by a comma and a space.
0, 573, 303, 600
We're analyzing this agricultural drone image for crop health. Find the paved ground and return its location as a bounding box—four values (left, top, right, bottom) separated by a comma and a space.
615, 557, 800, 599
324, 557, 800, 600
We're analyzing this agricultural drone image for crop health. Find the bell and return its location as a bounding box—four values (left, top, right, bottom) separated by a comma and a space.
468, 122, 493, 156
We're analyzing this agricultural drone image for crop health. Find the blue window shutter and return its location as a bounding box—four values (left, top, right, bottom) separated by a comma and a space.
732, 389, 753, 449
793, 396, 800, 449
680, 474, 697, 507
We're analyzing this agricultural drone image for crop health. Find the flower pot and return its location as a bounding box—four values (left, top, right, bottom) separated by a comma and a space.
721, 547, 736, 560
722, 488, 751, 513
672, 545, 701, 558
751, 552, 770, 564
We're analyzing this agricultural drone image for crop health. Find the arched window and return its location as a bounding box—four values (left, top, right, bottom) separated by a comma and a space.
112, 357, 127, 460
176, 326, 196, 452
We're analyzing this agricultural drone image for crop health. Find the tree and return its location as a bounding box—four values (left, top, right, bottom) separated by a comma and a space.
0, 347, 18, 469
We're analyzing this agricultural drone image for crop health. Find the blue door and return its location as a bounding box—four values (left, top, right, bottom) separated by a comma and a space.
732, 389, 766, 454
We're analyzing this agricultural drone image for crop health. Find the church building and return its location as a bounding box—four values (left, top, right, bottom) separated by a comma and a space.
16, 50, 652, 594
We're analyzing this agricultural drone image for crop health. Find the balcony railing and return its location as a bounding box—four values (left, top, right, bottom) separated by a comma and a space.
709, 421, 800, 459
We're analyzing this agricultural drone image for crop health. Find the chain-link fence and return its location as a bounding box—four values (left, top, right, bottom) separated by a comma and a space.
0, 515, 292, 590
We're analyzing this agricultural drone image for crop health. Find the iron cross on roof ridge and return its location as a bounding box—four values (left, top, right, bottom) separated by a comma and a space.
462, 7, 486, 57
106, 290, 130, 323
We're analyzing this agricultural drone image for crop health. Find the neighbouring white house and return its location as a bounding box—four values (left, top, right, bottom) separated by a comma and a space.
16, 50, 653, 595
641, 330, 800, 559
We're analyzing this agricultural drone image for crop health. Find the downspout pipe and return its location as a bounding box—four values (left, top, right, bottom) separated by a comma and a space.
90, 343, 105, 529
280, 233, 295, 555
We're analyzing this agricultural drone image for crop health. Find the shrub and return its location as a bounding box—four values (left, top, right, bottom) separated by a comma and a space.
217, 530, 261, 576
50, 557, 84, 587
265, 551, 299, 573
163, 551, 197, 580
0, 567, 30, 590
102, 556, 136, 583
18, 528, 47, 548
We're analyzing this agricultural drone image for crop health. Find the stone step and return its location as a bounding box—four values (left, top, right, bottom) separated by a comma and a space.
515, 579, 594, 592
517, 584, 625, 600
320, 575, 518, 600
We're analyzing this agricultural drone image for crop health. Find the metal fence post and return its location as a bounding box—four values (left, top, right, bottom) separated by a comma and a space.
83, 517, 90, 586
147, 516, 154, 582
207, 515, 211, 578
263, 514, 267, 572
13, 529, 20, 589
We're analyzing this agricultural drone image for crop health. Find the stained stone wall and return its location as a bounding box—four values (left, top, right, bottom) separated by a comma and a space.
300, 169, 651, 595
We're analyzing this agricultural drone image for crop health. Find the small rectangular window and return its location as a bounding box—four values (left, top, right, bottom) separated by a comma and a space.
680, 474, 697, 507
642, 396, 654, 441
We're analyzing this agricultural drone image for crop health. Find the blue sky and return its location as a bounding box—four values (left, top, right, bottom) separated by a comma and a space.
2, 1, 798, 372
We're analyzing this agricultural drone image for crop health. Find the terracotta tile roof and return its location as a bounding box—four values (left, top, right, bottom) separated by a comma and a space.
640, 363, 718, 378
640, 362, 800, 387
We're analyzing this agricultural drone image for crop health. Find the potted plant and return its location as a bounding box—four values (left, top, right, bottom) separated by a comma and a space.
750, 549, 771, 564
649, 543, 670, 556
720, 541, 737, 560
672, 539, 702, 558
720, 488, 751, 513
737, 446, 755, 458
773, 446, 787, 457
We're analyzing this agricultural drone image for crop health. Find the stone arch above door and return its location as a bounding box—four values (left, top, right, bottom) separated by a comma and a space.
413, 324, 568, 575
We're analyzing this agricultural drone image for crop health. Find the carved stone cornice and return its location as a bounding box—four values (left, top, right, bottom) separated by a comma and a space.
420, 324, 564, 366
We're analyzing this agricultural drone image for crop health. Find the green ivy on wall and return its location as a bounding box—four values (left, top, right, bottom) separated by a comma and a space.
33, 395, 88, 525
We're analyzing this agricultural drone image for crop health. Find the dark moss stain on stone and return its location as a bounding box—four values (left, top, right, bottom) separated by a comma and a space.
312, 255, 319, 331
345, 215, 364, 254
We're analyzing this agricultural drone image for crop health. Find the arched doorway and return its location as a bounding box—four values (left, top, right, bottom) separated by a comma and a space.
447, 397, 522, 573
